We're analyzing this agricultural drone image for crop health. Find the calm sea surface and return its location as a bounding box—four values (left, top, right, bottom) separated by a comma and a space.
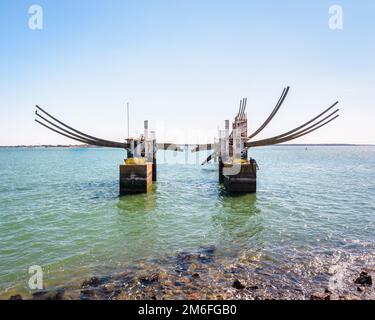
0, 146, 374, 298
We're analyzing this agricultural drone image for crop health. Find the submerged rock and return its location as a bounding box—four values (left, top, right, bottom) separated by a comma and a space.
80, 288, 98, 300
175, 254, 191, 273
82, 277, 101, 288
310, 293, 330, 300
199, 245, 216, 256
187, 292, 201, 300
247, 285, 259, 290
32, 288, 65, 300
354, 272, 372, 286
138, 273, 159, 286
233, 279, 246, 290
81, 275, 112, 289
339, 294, 359, 300
324, 288, 332, 294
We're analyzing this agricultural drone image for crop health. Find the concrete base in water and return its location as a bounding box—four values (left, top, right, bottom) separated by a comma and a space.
152, 157, 157, 182
119, 163, 153, 195
222, 162, 257, 193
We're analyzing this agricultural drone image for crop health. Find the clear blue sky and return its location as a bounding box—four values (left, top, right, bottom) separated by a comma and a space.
1, 0, 374, 145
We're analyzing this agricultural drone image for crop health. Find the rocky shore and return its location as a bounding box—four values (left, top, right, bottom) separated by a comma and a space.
9, 245, 375, 300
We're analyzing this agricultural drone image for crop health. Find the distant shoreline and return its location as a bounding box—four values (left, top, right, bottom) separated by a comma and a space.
0, 144, 374, 148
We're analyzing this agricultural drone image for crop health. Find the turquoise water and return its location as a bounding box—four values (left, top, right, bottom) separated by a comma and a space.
0, 146, 374, 298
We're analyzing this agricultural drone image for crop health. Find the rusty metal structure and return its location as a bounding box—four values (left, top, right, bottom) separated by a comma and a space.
35, 86, 340, 195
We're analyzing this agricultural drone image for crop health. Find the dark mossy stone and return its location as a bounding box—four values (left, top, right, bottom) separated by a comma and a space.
310, 293, 330, 300
247, 285, 259, 290
354, 272, 372, 286
198, 245, 216, 256
232, 279, 245, 290
139, 273, 159, 286
32, 288, 65, 300
82, 277, 101, 288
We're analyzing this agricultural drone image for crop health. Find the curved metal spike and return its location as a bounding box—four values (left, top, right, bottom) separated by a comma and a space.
35, 119, 127, 148
284, 115, 339, 142
35, 111, 125, 148
36, 105, 125, 146
240, 98, 247, 119
247, 102, 339, 146
238, 99, 243, 118
246, 114, 339, 148
258, 108, 339, 146
240, 98, 245, 118
248, 87, 289, 139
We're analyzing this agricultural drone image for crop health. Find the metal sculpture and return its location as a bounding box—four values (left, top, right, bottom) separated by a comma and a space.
34, 86, 340, 194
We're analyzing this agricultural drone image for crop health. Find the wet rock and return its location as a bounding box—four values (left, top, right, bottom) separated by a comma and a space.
247, 285, 259, 290
162, 280, 173, 287
192, 273, 200, 279
324, 288, 332, 294
80, 289, 98, 300
339, 294, 359, 300
82, 276, 102, 288
139, 273, 159, 286
179, 277, 191, 284
116, 272, 136, 285
176, 252, 193, 263
32, 288, 65, 300
109, 289, 123, 299
196, 245, 216, 264
49, 288, 65, 300
354, 272, 372, 286
32, 289, 48, 298
187, 292, 201, 300
199, 245, 216, 256
197, 254, 214, 264
174, 280, 183, 287
233, 279, 246, 290
157, 271, 168, 280
100, 283, 122, 299
175, 252, 193, 273
9, 294, 23, 300
310, 293, 330, 300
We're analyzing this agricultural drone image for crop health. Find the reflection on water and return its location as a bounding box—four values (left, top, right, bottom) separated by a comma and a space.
213, 192, 264, 257
117, 190, 157, 213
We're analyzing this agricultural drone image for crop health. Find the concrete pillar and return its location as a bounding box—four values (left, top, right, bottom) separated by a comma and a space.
222, 161, 257, 193
119, 163, 153, 195
219, 158, 224, 183
152, 139, 157, 182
